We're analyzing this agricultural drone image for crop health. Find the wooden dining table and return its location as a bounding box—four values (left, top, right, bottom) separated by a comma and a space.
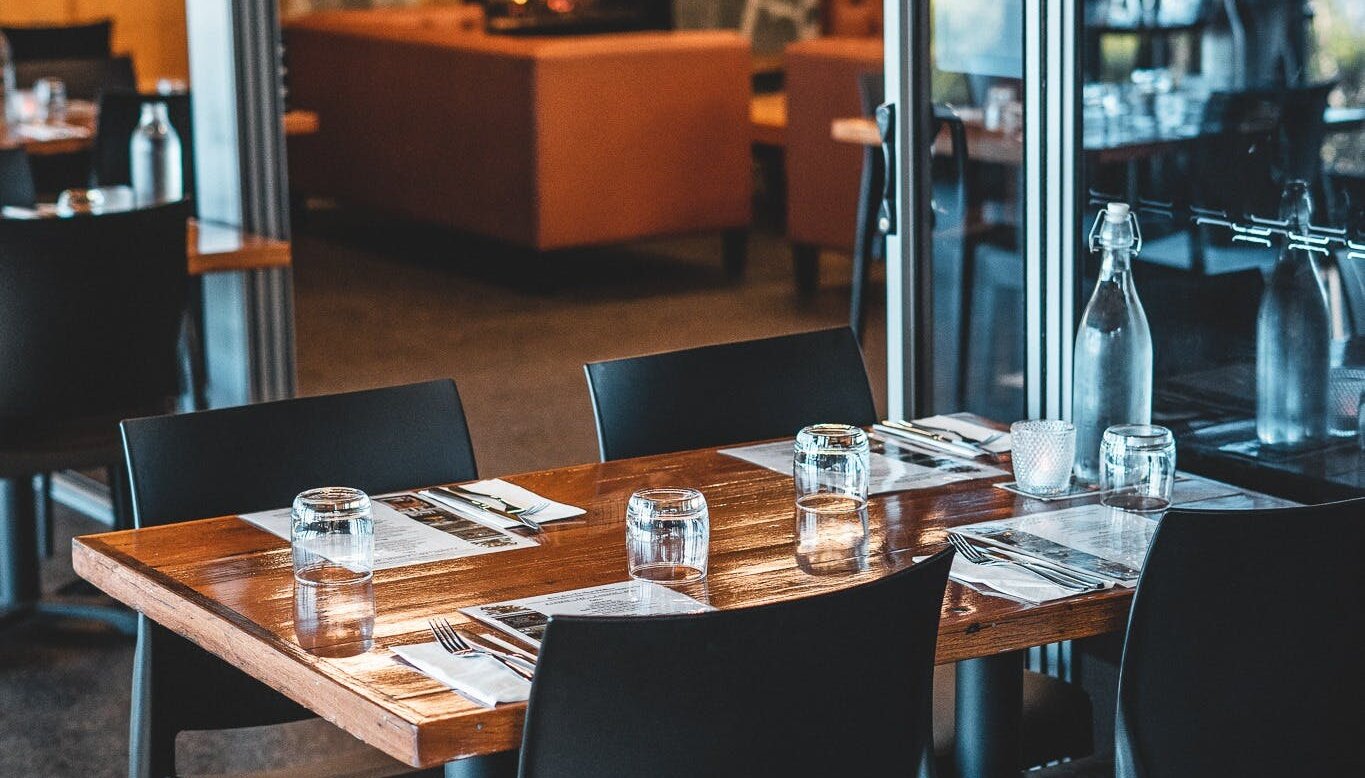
72, 425, 1286, 776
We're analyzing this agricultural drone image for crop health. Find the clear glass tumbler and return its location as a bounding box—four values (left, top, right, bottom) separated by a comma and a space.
626, 488, 709, 584
33, 77, 67, 124
291, 487, 375, 586
793, 424, 870, 512
1010, 420, 1076, 496
1100, 425, 1176, 513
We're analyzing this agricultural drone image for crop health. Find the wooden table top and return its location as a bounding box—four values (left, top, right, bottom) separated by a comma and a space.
750, 92, 788, 147
188, 219, 292, 275
3, 107, 320, 156
72, 439, 1279, 767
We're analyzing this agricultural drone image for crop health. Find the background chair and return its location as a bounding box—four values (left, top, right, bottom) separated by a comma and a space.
584, 328, 877, 461
520, 548, 954, 777
0, 148, 37, 209
583, 328, 1094, 773
120, 380, 473, 778
14, 55, 137, 102
0, 19, 112, 62
1114, 499, 1365, 777
0, 201, 190, 626
89, 90, 195, 208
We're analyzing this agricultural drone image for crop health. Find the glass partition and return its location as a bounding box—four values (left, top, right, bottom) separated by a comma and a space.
1076, 0, 1365, 499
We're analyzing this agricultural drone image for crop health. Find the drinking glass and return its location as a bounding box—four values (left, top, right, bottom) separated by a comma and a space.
1010, 420, 1076, 496
793, 424, 869, 512
33, 77, 67, 124
1100, 425, 1176, 512
291, 487, 375, 586
1327, 367, 1365, 437
626, 488, 709, 584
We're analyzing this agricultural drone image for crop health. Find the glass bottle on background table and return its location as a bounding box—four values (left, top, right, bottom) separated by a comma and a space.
1073, 202, 1153, 483
1256, 182, 1330, 448
0, 32, 17, 127
131, 101, 183, 206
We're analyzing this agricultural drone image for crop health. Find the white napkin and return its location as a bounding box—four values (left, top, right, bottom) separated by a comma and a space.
917, 555, 1077, 604
392, 642, 531, 707
15, 122, 90, 141
916, 415, 1012, 453
423, 479, 585, 530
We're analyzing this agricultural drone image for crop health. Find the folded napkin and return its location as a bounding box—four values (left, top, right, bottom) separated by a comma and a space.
917, 555, 1077, 604
423, 479, 585, 530
392, 642, 531, 707
916, 415, 1011, 453
16, 122, 91, 141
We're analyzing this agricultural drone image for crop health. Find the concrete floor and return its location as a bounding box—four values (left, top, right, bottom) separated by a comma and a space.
2, 209, 885, 776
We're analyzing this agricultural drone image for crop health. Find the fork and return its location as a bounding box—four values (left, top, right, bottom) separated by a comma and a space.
947, 534, 1099, 591
453, 486, 551, 517
428, 618, 534, 680
904, 420, 1006, 449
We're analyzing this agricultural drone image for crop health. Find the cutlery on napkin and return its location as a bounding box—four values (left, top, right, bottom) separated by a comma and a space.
915, 555, 1087, 604
392, 642, 531, 707
420, 479, 585, 531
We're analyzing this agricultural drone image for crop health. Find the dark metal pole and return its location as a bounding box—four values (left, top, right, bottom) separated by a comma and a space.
0, 476, 39, 613
955, 652, 1024, 778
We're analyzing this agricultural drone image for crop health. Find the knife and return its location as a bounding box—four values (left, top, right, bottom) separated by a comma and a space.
874, 422, 987, 459
427, 486, 543, 533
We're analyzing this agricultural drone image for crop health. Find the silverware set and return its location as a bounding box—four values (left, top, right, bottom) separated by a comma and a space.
947, 533, 1107, 592
427, 617, 537, 680
432, 485, 549, 533
874, 420, 1004, 459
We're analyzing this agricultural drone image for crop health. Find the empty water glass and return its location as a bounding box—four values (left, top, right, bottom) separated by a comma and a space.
55, 187, 105, 216
1100, 425, 1176, 513
793, 424, 870, 512
626, 488, 709, 584
1011, 420, 1076, 496
33, 77, 66, 124
291, 487, 375, 586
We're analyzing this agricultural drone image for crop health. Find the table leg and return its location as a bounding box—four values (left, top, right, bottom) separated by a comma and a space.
955, 652, 1023, 778
1, 476, 41, 614
444, 750, 518, 778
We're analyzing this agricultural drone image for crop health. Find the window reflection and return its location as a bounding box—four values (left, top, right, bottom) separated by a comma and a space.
1079, 0, 1365, 499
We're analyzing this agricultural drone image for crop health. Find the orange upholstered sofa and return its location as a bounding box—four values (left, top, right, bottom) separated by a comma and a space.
285, 9, 752, 259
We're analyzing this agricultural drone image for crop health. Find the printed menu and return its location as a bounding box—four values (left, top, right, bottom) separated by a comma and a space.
720, 438, 1007, 494
462, 580, 713, 647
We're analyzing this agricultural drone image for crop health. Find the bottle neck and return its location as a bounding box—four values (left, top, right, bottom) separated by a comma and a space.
1098, 246, 1133, 279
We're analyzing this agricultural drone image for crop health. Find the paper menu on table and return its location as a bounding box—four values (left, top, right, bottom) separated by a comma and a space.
461, 580, 714, 648
238, 491, 537, 571
720, 438, 1007, 494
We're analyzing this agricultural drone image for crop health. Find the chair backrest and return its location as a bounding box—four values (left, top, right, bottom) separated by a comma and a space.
519, 549, 954, 778
584, 328, 877, 461
90, 90, 195, 206
0, 201, 189, 426
14, 55, 136, 102
120, 380, 479, 778
1, 19, 112, 62
0, 148, 36, 209
1115, 499, 1365, 777
121, 380, 478, 527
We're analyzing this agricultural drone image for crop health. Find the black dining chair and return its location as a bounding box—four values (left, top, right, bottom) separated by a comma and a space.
0, 19, 112, 62
0, 147, 37, 209
519, 548, 955, 778
583, 329, 1095, 773
584, 328, 877, 461
14, 55, 136, 102
1, 201, 190, 626
119, 380, 473, 778
89, 90, 195, 207
1114, 498, 1365, 776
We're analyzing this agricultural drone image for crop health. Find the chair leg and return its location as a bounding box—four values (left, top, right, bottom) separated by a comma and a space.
957, 237, 978, 410
722, 228, 748, 280
35, 473, 54, 559
0, 476, 41, 614
130, 615, 178, 778
792, 242, 819, 298
851, 145, 882, 340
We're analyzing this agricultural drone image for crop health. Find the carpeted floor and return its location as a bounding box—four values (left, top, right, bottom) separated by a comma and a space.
3, 208, 886, 776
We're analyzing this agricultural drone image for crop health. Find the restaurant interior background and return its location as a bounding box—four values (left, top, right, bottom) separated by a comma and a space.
2, 0, 1364, 774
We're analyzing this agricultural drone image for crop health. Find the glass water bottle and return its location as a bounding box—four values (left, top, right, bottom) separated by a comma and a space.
1256, 184, 1330, 448
1073, 202, 1153, 483
0, 32, 17, 127
130, 102, 183, 206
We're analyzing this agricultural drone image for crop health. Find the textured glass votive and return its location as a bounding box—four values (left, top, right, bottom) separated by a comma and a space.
1328, 368, 1365, 437
1010, 420, 1076, 496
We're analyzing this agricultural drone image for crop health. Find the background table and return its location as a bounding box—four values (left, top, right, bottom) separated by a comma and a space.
73, 437, 1284, 773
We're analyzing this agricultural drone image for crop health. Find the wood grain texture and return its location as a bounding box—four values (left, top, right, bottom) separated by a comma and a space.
188, 219, 292, 275
71, 434, 1276, 767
